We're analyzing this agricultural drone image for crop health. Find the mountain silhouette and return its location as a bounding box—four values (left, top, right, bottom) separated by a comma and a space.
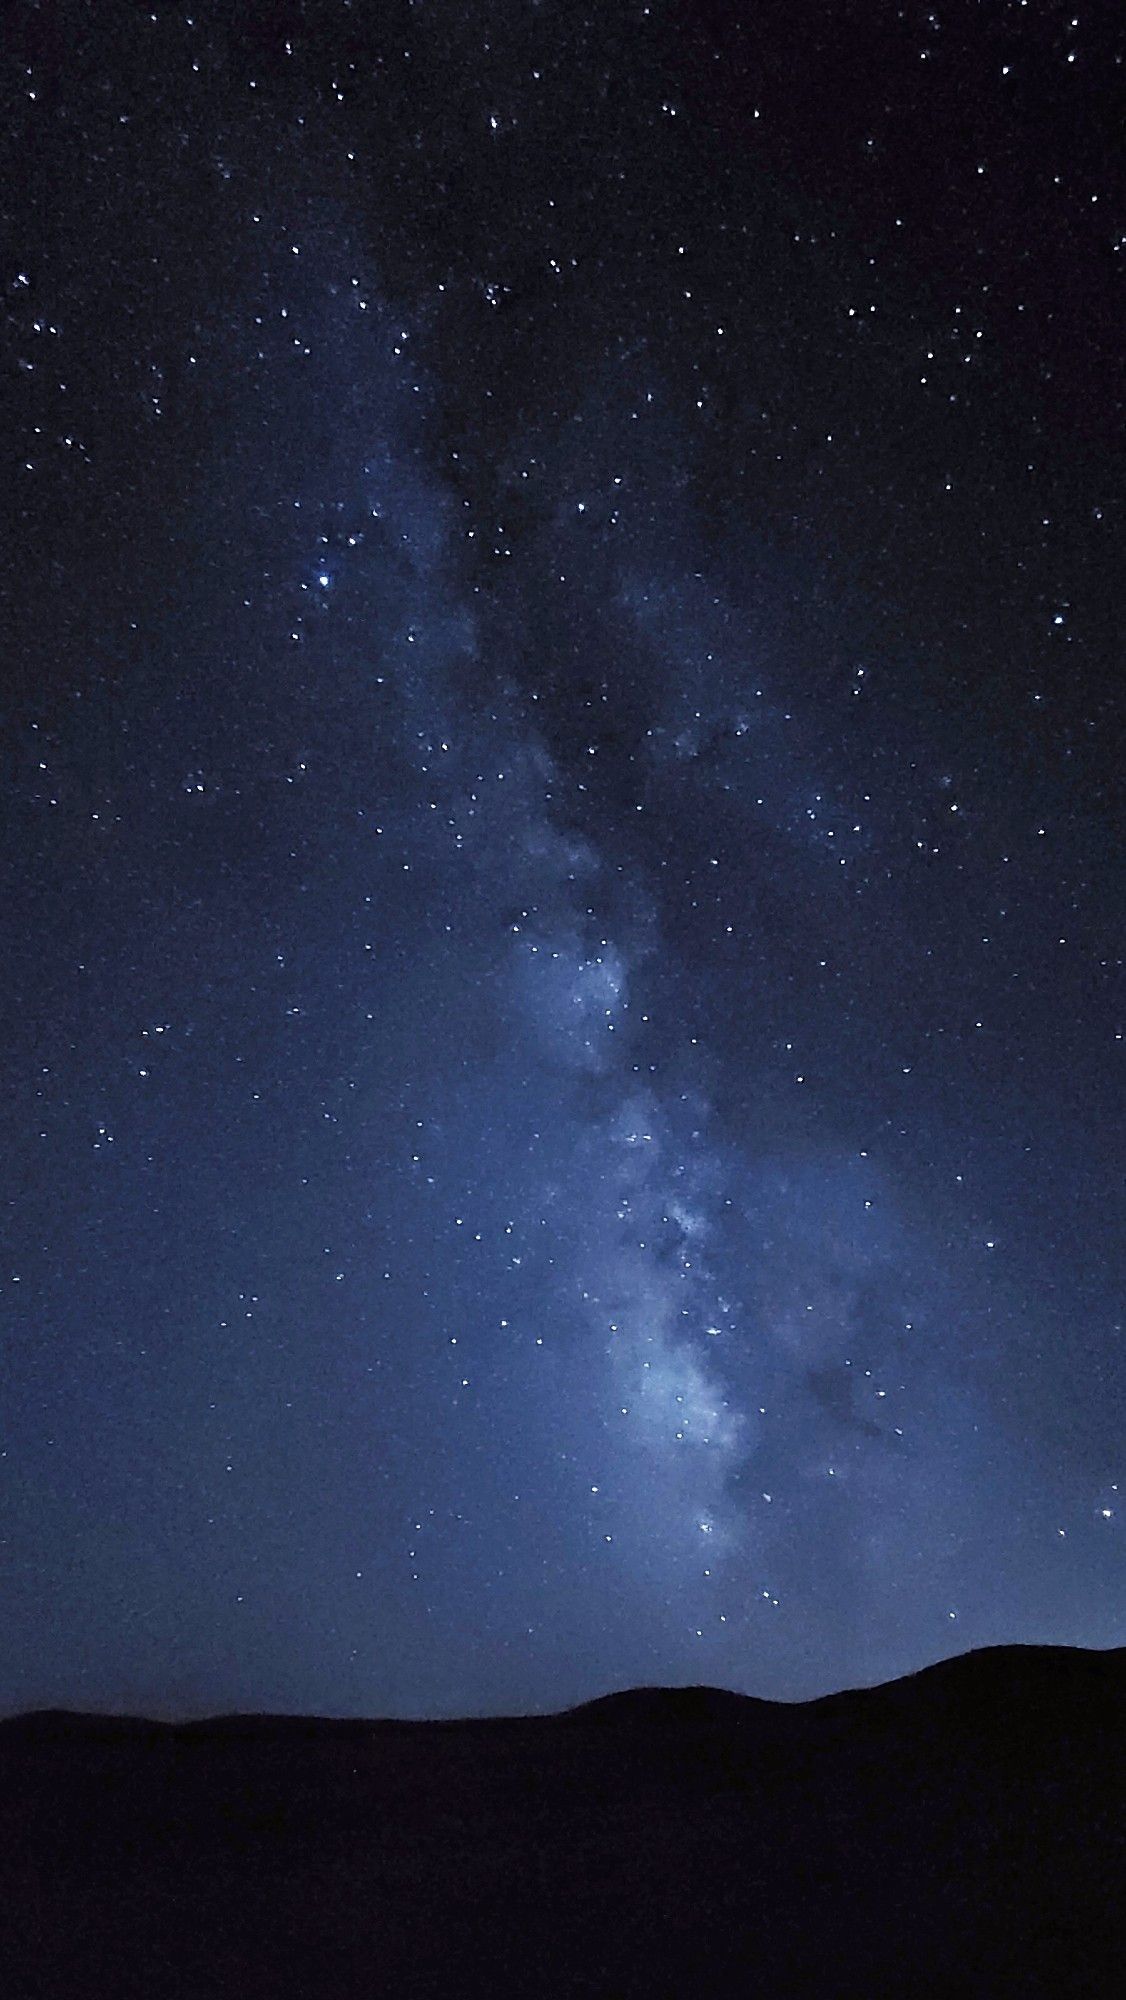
1, 1644, 1122, 1997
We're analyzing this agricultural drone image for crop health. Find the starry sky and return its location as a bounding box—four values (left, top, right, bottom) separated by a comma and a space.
2, 0, 1122, 1720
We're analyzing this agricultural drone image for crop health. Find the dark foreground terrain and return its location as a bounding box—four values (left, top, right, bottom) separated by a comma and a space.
1, 1644, 1122, 1998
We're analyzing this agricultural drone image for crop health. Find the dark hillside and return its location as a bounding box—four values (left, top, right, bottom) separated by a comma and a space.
1, 1644, 1122, 1997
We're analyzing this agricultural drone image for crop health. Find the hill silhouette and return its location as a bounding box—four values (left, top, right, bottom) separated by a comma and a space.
1, 1644, 1122, 1997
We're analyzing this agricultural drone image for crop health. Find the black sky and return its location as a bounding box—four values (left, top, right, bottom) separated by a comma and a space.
2, 0, 1122, 1719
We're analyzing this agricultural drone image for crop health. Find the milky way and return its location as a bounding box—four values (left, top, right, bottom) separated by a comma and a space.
3, 0, 1121, 1717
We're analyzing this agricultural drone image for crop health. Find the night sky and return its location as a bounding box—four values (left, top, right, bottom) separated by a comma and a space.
3, 0, 1122, 1722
